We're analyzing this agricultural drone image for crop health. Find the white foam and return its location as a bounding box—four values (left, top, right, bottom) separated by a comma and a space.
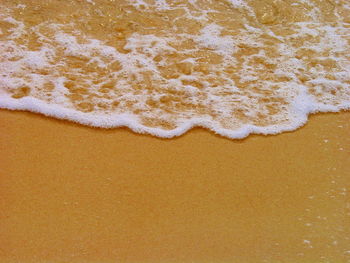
0, 95, 322, 139
196, 24, 237, 55
226, 0, 248, 8
0, 1, 349, 139
1, 85, 349, 139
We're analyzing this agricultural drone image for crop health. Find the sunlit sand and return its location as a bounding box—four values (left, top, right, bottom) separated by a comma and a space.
0, 110, 349, 263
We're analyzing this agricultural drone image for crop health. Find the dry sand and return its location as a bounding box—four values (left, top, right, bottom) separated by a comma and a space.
0, 109, 349, 263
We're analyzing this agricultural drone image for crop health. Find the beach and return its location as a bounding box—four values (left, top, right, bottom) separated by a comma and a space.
1, 109, 349, 263
1, 0, 350, 262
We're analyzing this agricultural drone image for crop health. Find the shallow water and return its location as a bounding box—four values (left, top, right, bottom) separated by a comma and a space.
0, 0, 349, 138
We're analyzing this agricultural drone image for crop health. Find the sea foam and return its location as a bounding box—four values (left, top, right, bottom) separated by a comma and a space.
0, 0, 349, 139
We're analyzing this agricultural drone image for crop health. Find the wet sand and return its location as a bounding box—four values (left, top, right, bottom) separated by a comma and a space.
0, 109, 349, 263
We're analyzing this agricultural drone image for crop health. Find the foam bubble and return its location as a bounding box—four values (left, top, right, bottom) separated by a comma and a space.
0, 0, 349, 139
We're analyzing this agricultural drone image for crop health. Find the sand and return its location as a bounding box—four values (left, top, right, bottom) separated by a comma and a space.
0, 109, 349, 263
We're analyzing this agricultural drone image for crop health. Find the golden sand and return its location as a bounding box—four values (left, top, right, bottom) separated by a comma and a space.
1, 0, 350, 262
0, 109, 349, 263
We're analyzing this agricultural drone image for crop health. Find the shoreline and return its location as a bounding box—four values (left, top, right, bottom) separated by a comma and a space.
1, 107, 350, 140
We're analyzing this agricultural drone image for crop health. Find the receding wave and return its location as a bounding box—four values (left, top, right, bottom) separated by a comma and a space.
0, 0, 349, 138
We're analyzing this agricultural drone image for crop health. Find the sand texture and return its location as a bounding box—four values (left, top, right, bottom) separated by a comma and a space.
1, 109, 349, 263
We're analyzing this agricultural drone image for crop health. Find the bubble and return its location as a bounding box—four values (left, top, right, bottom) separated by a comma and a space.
0, 0, 349, 138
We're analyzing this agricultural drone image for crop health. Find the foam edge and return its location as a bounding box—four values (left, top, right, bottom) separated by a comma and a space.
1, 97, 349, 139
